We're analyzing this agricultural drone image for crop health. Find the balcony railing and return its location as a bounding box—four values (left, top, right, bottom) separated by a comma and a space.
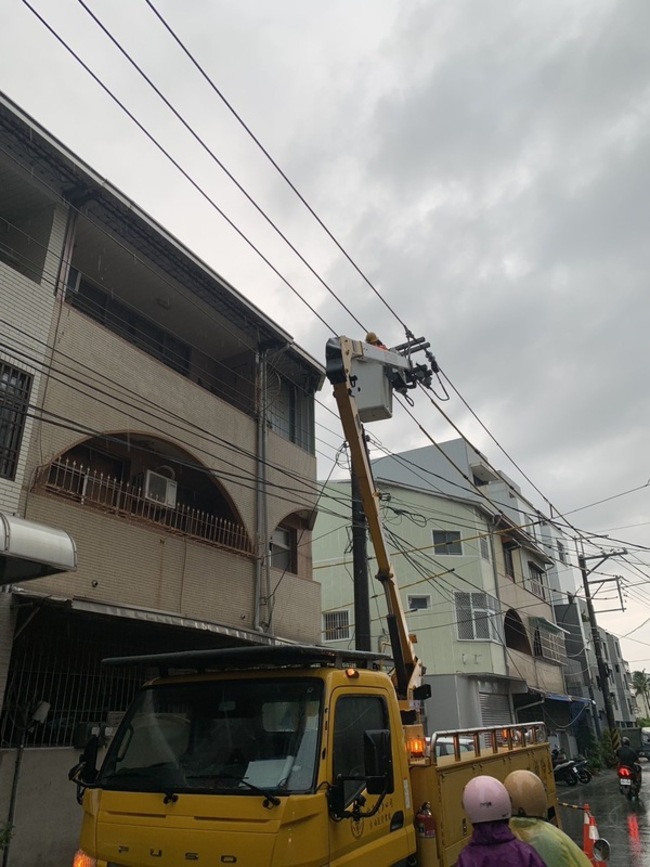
41, 459, 252, 556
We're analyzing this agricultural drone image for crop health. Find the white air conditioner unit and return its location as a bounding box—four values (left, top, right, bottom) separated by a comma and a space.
144, 470, 178, 508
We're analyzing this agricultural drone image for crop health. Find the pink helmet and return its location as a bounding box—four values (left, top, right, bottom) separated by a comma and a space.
462, 776, 512, 824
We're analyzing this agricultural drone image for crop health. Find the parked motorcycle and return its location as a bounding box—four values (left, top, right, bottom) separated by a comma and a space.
618, 765, 641, 802
573, 757, 592, 784
553, 758, 579, 786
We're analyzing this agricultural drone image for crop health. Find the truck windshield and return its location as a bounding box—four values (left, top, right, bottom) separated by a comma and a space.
99, 678, 323, 796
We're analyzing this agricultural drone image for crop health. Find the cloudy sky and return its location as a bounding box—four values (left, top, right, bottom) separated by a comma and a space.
3, 1, 650, 670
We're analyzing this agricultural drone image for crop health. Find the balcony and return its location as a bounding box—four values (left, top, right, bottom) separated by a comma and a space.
41, 459, 252, 556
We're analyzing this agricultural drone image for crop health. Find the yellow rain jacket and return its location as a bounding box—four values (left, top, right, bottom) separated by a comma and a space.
510, 817, 592, 867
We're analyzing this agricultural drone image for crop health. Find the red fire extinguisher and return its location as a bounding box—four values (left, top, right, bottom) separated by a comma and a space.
416, 801, 436, 838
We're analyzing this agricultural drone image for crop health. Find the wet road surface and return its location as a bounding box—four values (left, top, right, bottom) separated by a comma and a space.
556, 767, 648, 867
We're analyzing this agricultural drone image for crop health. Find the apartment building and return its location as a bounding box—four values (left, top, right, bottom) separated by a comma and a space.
0, 93, 323, 865
548, 540, 637, 744
314, 439, 585, 739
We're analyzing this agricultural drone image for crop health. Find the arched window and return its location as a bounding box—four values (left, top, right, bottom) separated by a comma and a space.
39, 433, 251, 554
504, 609, 532, 655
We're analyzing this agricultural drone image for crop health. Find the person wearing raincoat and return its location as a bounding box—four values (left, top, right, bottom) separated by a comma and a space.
504, 769, 591, 867
457, 776, 546, 867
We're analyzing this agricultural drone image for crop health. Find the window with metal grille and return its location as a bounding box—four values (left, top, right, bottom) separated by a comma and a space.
528, 562, 548, 600
323, 610, 350, 642
0, 605, 238, 748
479, 535, 490, 560
455, 591, 501, 641
0, 362, 32, 480
532, 626, 565, 664
432, 530, 462, 555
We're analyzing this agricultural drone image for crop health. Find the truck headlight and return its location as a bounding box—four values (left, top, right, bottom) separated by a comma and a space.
72, 850, 97, 867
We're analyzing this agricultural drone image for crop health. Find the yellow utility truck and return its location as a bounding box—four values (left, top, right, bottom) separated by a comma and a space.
70, 336, 560, 867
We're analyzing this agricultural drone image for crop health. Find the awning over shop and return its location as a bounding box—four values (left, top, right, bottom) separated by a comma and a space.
10, 590, 290, 647
0, 513, 77, 584
525, 690, 593, 705
69, 598, 283, 647
530, 616, 570, 635
516, 688, 592, 705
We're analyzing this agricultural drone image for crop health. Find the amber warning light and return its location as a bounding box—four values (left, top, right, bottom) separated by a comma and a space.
404, 724, 427, 758
408, 737, 426, 758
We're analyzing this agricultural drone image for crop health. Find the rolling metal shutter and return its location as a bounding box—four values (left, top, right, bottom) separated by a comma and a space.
479, 692, 513, 726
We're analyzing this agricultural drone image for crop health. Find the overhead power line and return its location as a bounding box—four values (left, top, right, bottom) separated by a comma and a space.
21, 0, 337, 336
13, 0, 649, 632
142, 0, 410, 334
73, 0, 366, 333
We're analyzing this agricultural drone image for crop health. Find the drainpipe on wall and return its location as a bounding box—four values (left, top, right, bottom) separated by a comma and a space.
488, 516, 509, 676
253, 348, 269, 633
254, 340, 293, 634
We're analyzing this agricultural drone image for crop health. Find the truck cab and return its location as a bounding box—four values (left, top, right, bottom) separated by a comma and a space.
72, 645, 416, 867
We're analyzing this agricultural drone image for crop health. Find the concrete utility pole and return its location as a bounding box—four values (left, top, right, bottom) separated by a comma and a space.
351, 469, 371, 651
578, 550, 627, 750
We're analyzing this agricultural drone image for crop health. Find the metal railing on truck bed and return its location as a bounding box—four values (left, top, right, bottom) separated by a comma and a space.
409, 723, 557, 867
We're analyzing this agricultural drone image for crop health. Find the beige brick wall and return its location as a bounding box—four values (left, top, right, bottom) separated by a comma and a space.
269, 567, 322, 643
30, 307, 319, 539
0, 204, 67, 513
22, 496, 320, 643
3, 203, 321, 644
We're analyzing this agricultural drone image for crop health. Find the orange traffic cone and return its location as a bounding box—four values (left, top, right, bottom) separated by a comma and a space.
582, 803, 600, 866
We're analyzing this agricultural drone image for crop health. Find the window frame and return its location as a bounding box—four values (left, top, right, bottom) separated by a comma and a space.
332, 693, 391, 806
502, 541, 516, 579
267, 374, 315, 454
527, 562, 548, 601
432, 530, 462, 556
323, 609, 351, 642
532, 626, 566, 664
0, 361, 32, 480
455, 591, 501, 642
270, 526, 297, 573
407, 595, 430, 611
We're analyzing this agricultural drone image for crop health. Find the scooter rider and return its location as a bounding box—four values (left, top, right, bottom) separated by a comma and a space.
458, 776, 546, 867
617, 737, 642, 788
504, 770, 591, 867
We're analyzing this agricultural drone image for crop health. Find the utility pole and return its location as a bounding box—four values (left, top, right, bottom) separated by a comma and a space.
578, 549, 627, 750
351, 467, 371, 651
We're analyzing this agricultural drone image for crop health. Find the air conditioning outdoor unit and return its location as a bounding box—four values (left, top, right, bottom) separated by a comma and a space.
144, 469, 178, 508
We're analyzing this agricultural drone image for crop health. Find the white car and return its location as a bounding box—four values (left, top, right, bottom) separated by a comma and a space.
430, 736, 474, 758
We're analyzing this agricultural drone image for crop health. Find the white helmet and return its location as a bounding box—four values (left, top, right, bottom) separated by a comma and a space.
462, 776, 512, 824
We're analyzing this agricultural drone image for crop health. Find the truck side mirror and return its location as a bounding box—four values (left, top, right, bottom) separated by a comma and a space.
80, 734, 100, 783
68, 735, 99, 786
364, 729, 393, 795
